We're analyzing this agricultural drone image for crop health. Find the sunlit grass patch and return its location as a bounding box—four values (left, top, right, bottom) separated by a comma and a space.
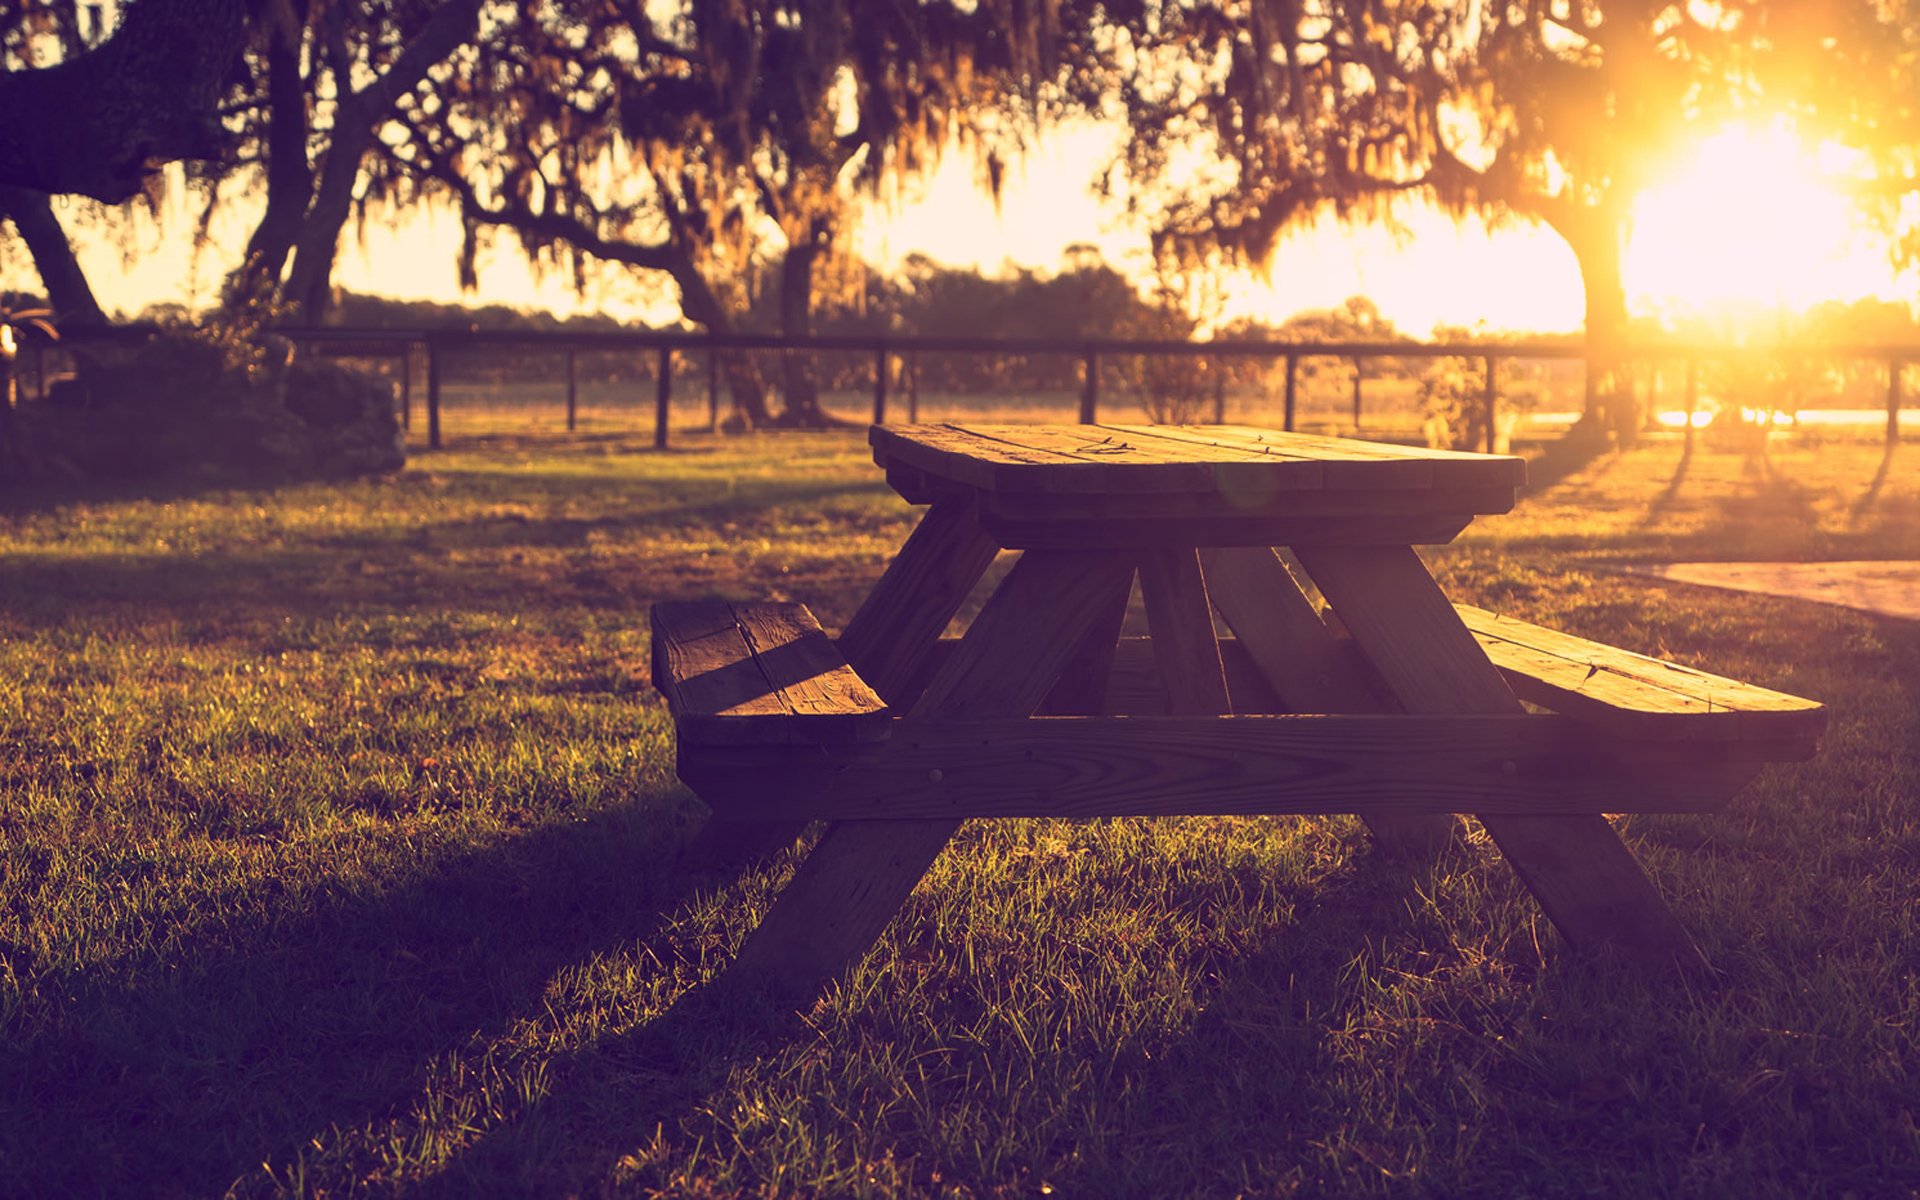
1, 426, 1917, 1195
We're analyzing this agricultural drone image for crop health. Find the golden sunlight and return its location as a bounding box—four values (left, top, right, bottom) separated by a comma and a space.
1624, 122, 1901, 327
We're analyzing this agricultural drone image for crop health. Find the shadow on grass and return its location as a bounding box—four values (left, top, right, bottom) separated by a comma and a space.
1640, 438, 1695, 527
1849, 441, 1898, 525
416, 832, 1479, 1194
0, 798, 745, 1196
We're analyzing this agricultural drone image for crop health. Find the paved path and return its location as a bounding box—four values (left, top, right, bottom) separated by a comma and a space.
1624, 561, 1920, 622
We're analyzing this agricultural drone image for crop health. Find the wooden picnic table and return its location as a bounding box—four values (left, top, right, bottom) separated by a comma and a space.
654, 424, 1825, 1000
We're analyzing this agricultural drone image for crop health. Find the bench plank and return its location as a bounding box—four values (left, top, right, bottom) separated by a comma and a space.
651, 600, 889, 746
1458, 604, 1826, 748
679, 714, 1767, 820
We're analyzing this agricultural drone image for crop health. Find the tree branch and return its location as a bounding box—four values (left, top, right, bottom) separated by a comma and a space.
0, 0, 257, 201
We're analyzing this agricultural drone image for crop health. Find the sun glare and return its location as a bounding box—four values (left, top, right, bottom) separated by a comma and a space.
1624, 122, 1899, 328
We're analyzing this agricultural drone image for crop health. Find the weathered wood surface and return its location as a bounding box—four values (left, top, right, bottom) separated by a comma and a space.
835, 498, 1003, 707
979, 512, 1476, 550
680, 714, 1766, 820
1139, 548, 1232, 716
978, 486, 1519, 523
871, 423, 1526, 497
1202, 545, 1455, 853
1460, 604, 1825, 750
678, 498, 997, 867
725, 549, 1138, 1002
650, 600, 889, 746
1296, 544, 1711, 970
1039, 569, 1134, 716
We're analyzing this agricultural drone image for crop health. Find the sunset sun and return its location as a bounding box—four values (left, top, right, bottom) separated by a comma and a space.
1624, 122, 1898, 326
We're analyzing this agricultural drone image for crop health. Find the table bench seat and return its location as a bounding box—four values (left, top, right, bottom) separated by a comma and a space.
1457, 604, 1825, 756
650, 600, 890, 747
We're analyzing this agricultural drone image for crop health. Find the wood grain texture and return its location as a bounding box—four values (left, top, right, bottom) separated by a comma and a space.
836, 497, 1003, 707
1202, 545, 1455, 853
978, 512, 1475, 550
979, 486, 1518, 524
1039, 568, 1134, 716
1296, 544, 1711, 970
683, 715, 1765, 820
1459, 604, 1825, 747
725, 549, 1138, 1003
1139, 548, 1232, 716
680, 498, 996, 867
869, 423, 1527, 497
651, 600, 889, 746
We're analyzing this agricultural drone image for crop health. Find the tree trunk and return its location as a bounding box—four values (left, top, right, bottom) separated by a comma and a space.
280, 112, 372, 323
1560, 208, 1638, 449
0, 187, 105, 328
670, 253, 774, 428
278, 0, 482, 323
777, 241, 826, 425
232, 24, 314, 308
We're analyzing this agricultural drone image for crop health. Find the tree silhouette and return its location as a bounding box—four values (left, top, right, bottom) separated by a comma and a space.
0, 0, 254, 202
379, 0, 1082, 427
1108, 0, 1754, 445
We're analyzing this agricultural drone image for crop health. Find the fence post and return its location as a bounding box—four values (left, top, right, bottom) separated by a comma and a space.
1350, 357, 1363, 429
426, 339, 442, 451
1081, 349, 1098, 423
1213, 362, 1226, 424
907, 349, 919, 423
1284, 354, 1298, 432
398, 345, 412, 431
565, 349, 577, 432
872, 344, 888, 425
707, 343, 720, 431
1483, 354, 1498, 453
1890, 355, 1903, 448
655, 345, 672, 449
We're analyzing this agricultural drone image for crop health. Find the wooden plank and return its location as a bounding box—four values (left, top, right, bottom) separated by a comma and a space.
1202, 546, 1454, 853
924, 635, 1287, 716
874, 423, 1526, 497
870, 423, 1095, 491
725, 549, 1138, 1003
681, 714, 1764, 820
650, 600, 889, 746
1296, 544, 1711, 970
980, 487, 1515, 527
1139, 548, 1232, 716
837, 497, 1004, 708
1458, 605, 1826, 745
680, 497, 997, 867
980, 513, 1474, 551
1105, 424, 1435, 488
1152, 424, 1529, 486
1039, 567, 1134, 716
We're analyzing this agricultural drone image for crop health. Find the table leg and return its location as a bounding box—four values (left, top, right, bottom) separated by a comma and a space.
727, 549, 1138, 1003
1138, 548, 1230, 715
1200, 546, 1457, 854
1293, 544, 1708, 970
1040, 568, 1134, 716
680, 498, 1000, 869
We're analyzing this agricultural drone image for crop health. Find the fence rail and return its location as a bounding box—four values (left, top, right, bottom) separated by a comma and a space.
34, 324, 1920, 453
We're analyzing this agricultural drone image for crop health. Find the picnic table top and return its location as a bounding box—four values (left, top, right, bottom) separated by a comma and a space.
870, 423, 1528, 497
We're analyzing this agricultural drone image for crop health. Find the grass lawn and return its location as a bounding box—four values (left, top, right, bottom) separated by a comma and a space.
2, 424, 1917, 1197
